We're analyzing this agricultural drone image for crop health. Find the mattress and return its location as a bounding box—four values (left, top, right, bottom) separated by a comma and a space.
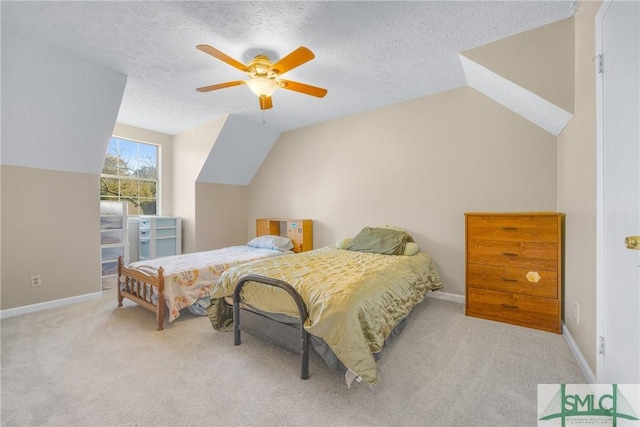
208, 246, 443, 386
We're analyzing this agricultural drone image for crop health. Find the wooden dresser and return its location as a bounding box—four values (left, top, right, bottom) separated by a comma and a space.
465, 212, 564, 333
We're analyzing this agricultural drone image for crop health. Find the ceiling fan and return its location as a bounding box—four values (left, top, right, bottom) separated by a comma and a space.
196, 45, 328, 110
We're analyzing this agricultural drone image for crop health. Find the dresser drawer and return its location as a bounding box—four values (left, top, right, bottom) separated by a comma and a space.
467, 264, 557, 298
466, 215, 559, 243
466, 288, 560, 333
467, 240, 558, 270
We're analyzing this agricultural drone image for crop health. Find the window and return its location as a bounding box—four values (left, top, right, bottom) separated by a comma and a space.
100, 137, 158, 215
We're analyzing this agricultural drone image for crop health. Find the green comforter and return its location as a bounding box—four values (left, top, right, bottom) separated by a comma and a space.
207, 246, 443, 387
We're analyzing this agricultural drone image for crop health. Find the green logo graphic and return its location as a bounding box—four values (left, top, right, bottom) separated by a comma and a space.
539, 384, 639, 427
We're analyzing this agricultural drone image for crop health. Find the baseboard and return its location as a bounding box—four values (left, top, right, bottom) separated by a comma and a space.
0, 291, 103, 319
426, 290, 465, 304
562, 322, 596, 384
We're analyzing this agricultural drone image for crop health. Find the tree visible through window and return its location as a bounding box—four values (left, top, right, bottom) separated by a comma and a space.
101, 137, 158, 215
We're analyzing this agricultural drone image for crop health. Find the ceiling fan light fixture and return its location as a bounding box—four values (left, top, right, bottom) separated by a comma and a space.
246, 77, 278, 97
196, 45, 326, 111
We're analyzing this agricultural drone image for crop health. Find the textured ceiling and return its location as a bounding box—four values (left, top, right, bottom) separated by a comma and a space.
2, 1, 579, 136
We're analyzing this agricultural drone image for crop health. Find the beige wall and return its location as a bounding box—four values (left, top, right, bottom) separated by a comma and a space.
112, 123, 173, 216
1, 166, 101, 309
195, 183, 248, 251
558, 0, 601, 373
462, 17, 575, 113
172, 116, 227, 253
249, 86, 558, 296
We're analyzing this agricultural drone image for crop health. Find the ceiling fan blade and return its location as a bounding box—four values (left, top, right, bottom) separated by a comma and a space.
259, 96, 273, 110
279, 79, 327, 98
196, 45, 250, 73
196, 80, 245, 92
268, 47, 315, 75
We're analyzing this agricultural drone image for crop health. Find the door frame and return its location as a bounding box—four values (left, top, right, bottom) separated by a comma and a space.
595, 0, 640, 385
594, 0, 609, 384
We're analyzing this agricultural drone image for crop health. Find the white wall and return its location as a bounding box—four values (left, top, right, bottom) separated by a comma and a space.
1, 32, 126, 174
1, 33, 126, 309
198, 115, 280, 185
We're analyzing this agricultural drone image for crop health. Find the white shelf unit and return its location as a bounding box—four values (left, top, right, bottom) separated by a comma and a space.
139, 216, 181, 260
100, 201, 128, 288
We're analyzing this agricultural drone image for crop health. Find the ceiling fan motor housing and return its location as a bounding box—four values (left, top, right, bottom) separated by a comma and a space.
248, 55, 277, 78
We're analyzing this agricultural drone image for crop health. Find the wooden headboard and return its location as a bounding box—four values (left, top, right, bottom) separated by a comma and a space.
256, 218, 313, 253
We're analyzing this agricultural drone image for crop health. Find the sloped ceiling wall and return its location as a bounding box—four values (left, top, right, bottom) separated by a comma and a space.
196, 115, 281, 185
459, 17, 575, 136
172, 114, 280, 253
1, 32, 127, 173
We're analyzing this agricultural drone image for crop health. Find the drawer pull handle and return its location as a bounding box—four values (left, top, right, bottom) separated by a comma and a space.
501, 304, 519, 310
500, 227, 519, 231
502, 252, 519, 257
501, 278, 518, 282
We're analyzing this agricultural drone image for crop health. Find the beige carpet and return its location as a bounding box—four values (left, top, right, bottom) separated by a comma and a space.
1, 290, 585, 426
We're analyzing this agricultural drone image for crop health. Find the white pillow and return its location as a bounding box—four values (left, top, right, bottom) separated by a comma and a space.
247, 235, 294, 252
336, 237, 352, 249
404, 242, 419, 256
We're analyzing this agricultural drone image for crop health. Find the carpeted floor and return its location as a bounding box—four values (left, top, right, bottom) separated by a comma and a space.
0, 290, 585, 426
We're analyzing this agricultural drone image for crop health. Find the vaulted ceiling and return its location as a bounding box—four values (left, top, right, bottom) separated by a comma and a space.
2, 1, 579, 136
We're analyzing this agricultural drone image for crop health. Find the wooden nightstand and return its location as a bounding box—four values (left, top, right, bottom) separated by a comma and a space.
256, 218, 313, 253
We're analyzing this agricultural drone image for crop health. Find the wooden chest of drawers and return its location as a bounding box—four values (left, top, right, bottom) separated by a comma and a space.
465, 212, 564, 333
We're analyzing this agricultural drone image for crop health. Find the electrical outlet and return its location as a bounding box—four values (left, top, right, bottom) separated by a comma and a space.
574, 302, 580, 324
30, 275, 42, 287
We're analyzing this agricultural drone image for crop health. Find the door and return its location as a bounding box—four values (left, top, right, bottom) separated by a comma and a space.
598, 0, 640, 384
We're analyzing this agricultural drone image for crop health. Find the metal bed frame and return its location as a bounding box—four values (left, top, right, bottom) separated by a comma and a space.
232, 274, 310, 379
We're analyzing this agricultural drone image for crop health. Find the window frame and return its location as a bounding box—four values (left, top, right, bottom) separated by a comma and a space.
100, 136, 160, 216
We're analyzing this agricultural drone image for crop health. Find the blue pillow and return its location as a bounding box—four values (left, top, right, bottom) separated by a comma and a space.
247, 235, 294, 252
